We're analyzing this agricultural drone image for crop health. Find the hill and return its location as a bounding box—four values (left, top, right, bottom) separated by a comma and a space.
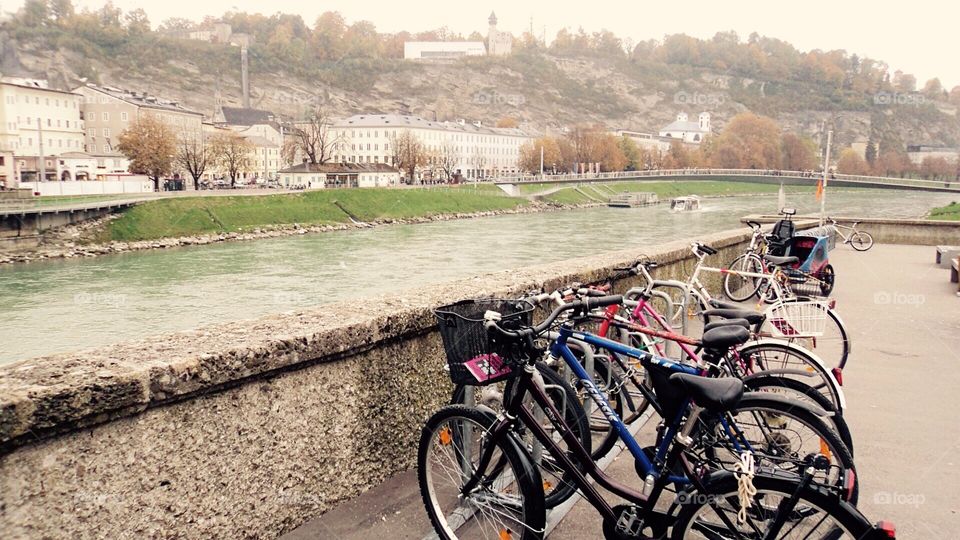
2, 4, 959, 153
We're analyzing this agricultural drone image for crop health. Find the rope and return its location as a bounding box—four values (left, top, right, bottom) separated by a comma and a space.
734, 451, 757, 524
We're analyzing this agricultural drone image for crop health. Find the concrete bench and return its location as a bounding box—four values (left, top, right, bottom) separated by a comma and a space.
936, 246, 960, 268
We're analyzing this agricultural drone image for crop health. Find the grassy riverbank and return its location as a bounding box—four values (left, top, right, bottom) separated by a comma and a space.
929, 201, 960, 220
99, 186, 526, 242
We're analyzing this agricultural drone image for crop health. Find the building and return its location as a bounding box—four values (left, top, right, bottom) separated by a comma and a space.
215, 106, 284, 146
611, 130, 676, 154
906, 144, 959, 165
0, 78, 86, 182
0, 149, 14, 188
659, 112, 711, 144
487, 11, 512, 56
404, 41, 486, 60
330, 114, 533, 181
277, 162, 401, 189
242, 136, 281, 183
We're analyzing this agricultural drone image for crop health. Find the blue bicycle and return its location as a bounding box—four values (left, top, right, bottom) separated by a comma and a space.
418, 295, 895, 539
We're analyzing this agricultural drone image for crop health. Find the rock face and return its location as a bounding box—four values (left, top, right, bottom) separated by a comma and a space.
0, 202, 597, 266
0, 228, 752, 539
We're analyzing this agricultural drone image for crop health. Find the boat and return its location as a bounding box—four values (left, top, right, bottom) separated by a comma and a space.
670, 195, 701, 212
607, 192, 658, 208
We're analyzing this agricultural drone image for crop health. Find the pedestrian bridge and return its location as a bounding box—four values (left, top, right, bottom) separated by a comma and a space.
492, 168, 960, 196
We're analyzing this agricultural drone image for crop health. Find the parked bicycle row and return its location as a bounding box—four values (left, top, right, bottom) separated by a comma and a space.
418, 227, 893, 539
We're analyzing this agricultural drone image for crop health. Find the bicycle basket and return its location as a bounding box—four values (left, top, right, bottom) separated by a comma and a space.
433, 299, 535, 386
766, 300, 828, 338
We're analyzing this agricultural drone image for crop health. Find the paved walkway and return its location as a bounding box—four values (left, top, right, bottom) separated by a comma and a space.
283, 244, 960, 539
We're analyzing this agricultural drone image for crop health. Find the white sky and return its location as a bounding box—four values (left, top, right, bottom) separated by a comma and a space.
7, 0, 959, 88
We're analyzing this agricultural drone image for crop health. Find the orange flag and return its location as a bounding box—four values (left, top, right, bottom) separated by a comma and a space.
815, 178, 824, 201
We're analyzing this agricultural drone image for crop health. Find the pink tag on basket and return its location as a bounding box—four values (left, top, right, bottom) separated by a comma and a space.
463, 353, 512, 383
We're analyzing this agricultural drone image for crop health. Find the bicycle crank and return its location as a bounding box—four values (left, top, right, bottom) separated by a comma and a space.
600, 504, 665, 539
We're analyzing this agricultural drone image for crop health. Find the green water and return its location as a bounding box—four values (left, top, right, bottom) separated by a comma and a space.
0, 190, 953, 363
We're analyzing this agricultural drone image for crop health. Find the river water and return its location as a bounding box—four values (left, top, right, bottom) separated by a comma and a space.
1, 190, 954, 364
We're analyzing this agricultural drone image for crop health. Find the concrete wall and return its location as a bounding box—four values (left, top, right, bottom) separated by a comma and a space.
742, 215, 960, 246
0, 228, 753, 539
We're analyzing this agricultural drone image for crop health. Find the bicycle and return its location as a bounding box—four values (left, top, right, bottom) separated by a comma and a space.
420, 296, 890, 539
829, 217, 875, 251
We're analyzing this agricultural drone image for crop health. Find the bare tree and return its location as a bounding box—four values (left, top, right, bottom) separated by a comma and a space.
390, 130, 427, 184
437, 141, 461, 181
472, 148, 488, 179
210, 132, 254, 187
289, 104, 343, 164
176, 132, 209, 190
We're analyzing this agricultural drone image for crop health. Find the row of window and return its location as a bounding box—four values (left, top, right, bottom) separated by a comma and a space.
4, 117, 82, 130
10, 137, 82, 150
3, 94, 80, 108
88, 128, 112, 138
83, 111, 129, 123
337, 128, 522, 146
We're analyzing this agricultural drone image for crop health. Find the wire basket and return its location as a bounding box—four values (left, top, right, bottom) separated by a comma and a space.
433, 299, 535, 386
766, 300, 828, 337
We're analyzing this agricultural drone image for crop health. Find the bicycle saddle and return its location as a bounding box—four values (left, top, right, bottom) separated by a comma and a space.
703, 308, 765, 326
704, 318, 751, 332
763, 254, 799, 266
700, 325, 750, 350
669, 373, 744, 412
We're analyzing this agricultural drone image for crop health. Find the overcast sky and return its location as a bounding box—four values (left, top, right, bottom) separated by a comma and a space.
7, 0, 959, 88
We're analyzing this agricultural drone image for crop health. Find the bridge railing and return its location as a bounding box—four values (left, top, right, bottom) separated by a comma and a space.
490, 168, 960, 191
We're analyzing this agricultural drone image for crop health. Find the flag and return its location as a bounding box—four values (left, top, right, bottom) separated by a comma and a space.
815, 178, 824, 201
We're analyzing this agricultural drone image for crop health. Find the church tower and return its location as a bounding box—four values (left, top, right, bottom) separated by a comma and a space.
487, 11, 512, 56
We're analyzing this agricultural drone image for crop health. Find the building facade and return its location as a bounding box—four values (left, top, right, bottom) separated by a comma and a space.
277, 162, 400, 189
331, 114, 532, 181
403, 41, 486, 60
0, 79, 85, 182
487, 12, 512, 56
659, 112, 711, 144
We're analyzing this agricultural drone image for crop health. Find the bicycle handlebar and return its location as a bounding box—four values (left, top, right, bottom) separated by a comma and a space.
692, 242, 718, 256
745, 220, 762, 230
485, 295, 624, 338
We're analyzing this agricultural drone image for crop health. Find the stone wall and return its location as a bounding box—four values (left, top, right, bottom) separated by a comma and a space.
742, 215, 960, 246
0, 227, 753, 539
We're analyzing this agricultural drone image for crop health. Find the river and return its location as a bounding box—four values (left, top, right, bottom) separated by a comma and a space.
1, 189, 954, 364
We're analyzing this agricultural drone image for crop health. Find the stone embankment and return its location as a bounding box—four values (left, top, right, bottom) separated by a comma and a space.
0, 202, 599, 265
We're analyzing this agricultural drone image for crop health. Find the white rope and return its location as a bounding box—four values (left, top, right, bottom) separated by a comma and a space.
734, 451, 758, 524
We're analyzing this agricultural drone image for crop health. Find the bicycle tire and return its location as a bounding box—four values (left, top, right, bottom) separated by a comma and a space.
419, 405, 546, 540
850, 231, 874, 251
671, 472, 874, 539
723, 253, 764, 302
736, 340, 844, 414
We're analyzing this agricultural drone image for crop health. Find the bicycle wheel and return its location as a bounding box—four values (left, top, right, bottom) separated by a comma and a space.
419, 405, 546, 540
723, 253, 764, 302
735, 341, 843, 413
672, 473, 875, 539
769, 301, 851, 371
451, 364, 592, 509
714, 394, 857, 504
742, 374, 853, 455
850, 231, 874, 251
818, 264, 835, 296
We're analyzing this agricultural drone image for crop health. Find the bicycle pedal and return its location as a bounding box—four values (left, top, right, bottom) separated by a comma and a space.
601, 504, 656, 540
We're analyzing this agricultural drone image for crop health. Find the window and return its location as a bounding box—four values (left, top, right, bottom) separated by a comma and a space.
121, 112, 128, 122
102, 112, 109, 122
89, 128, 96, 137
103, 128, 110, 138
47, 118, 52, 127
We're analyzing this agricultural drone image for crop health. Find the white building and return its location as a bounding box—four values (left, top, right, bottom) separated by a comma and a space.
612, 130, 674, 154
0, 78, 86, 182
659, 112, 711, 144
487, 12, 512, 56
404, 41, 486, 60
277, 162, 400, 189
906, 144, 959, 165
330, 114, 533, 181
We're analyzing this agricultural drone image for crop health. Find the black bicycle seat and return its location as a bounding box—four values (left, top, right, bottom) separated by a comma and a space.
703, 308, 765, 326
704, 318, 751, 332
763, 254, 799, 266
669, 373, 744, 412
700, 325, 750, 350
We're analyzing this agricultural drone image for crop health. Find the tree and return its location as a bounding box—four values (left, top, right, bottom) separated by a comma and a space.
391, 130, 427, 183
781, 133, 818, 170
210, 133, 254, 187
705, 113, 781, 169
289, 104, 342, 165
896, 73, 917, 93
437, 141, 461, 180
519, 137, 562, 174
176, 133, 210, 190
117, 115, 176, 190
619, 136, 642, 171
864, 139, 878, 167
922, 78, 943, 98
836, 148, 869, 175
920, 156, 952, 180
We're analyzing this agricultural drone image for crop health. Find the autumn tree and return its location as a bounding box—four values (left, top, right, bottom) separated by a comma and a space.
176, 133, 210, 190
619, 136, 642, 171
519, 136, 562, 174
595, 134, 627, 171
836, 148, 869, 175
289, 104, 342, 164
706, 113, 781, 169
920, 156, 953, 180
780, 133, 818, 170
663, 140, 697, 168
210, 132, 254, 187
391, 130, 427, 183
116, 114, 176, 190
436, 141, 461, 180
